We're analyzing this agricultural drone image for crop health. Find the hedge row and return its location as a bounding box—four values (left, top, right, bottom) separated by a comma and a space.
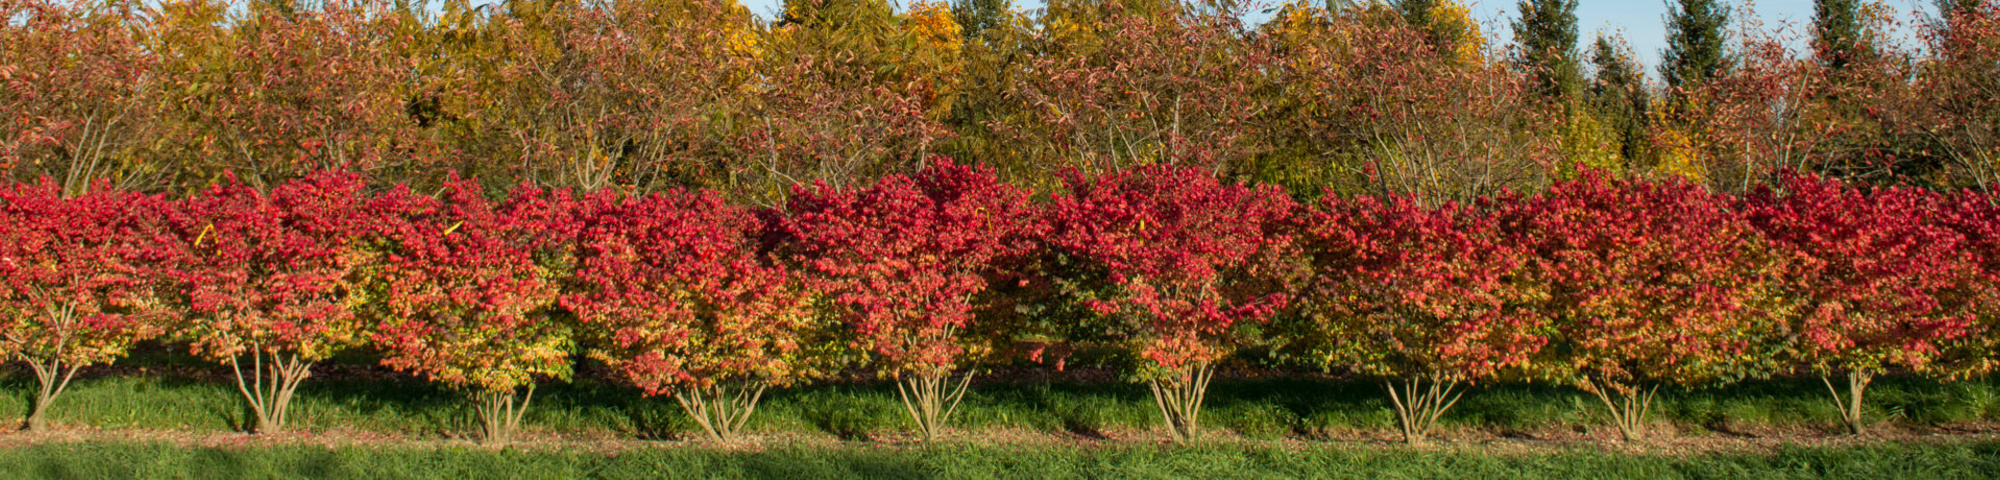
2, 163, 1996, 445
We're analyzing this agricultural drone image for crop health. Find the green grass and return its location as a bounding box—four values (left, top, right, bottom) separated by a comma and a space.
0, 440, 1995, 479
2, 365, 1997, 441
0, 344, 1996, 440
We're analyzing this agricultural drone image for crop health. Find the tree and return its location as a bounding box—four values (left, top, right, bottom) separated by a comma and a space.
1919, 1, 2000, 191
0, 0, 162, 194
1814, 0, 1870, 69
1500, 172, 1786, 442
149, 0, 447, 188
1661, 0, 1733, 95
1744, 174, 1979, 435
1003, 2, 1271, 177
1588, 34, 1653, 163
1290, 193, 1544, 445
778, 160, 1041, 440
1513, 0, 1582, 99
1262, 5, 1558, 202
0, 181, 175, 431
478, 0, 755, 192
362, 176, 581, 444
564, 188, 823, 442
729, 0, 959, 205
950, 0, 1009, 42
167, 171, 373, 434
1045, 164, 1297, 442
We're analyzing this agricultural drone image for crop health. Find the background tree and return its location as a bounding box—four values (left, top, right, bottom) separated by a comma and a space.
167, 171, 372, 434
1002, 2, 1271, 178
1290, 193, 1544, 445
0, 182, 175, 431
565, 188, 822, 442
1744, 174, 1980, 435
1045, 164, 1298, 442
1588, 34, 1654, 165
0, 0, 162, 194
1513, 0, 1582, 99
149, 0, 446, 189
363, 176, 581, 444
1262, 5, 1557, 203
1814, 0, 1870, 69
778, 160, 1041, 440
1661, 0, 1734, 96
1500, 172, 1787, 442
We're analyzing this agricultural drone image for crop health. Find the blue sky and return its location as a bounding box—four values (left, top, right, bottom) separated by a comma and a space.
735, 0, 1944, 72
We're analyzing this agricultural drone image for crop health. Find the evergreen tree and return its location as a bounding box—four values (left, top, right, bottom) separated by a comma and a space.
1513, 0, 1581, 98
1661, 0, 1732, 93
1590, 34, 1652, 162
1814, 0, 1868, 69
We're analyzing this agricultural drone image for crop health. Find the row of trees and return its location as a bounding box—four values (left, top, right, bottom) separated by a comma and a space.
5, 0, 2000, 203
3, 163, 1996, 445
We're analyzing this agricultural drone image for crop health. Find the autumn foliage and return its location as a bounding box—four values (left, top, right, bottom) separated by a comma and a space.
9, 0, 2000, 448
1046, 164, 1298, 441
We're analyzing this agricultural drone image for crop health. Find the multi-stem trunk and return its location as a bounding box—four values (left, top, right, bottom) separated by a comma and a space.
1147, 361, 1215, 443
228, 348, 314, 434
473, 385, 535, 445
1821, 372, 1874, 435
1584, 381, 1659, 442
674, 382, 768, 442
22, 357, 81, 432
1382, 373, 1466, 445
895, 370, 974, 441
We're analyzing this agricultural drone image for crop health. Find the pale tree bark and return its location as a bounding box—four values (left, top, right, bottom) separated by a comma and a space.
895, 370, 974, 441
1382, 373, 1466, 445
228, 347, 314, 434
1585, 381, 1660, 442
1148, 361, 1215, 443
1822, 372, 1874, 435
474, 386, 535, 445
674, 382, 767, 442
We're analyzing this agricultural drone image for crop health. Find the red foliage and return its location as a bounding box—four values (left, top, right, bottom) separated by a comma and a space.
0, 180, 177, 429
565, 188, 818, 396
1044, 164, 1297, 375
1745, 174, 1979, 377
779, 159, 1041, 376
364, 175, 582, 394
1295, 193, 1544, 383
172, 171, 373, 362
1501, 172, 1784, 394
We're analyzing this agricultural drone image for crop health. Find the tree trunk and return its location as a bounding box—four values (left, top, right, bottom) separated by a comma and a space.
1382, 374, 1466, 445
674, 382, 768, 442
229, 349, 314, 434
1147, 362, 1215, 443
895, 370, 975, 441
473, 385, 535, 445
23, 358, 80, 432
1585, 381, 1659, 442
1822, 372, 1873, 435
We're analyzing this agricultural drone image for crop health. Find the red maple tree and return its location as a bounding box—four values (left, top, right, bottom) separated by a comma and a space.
363, 175, 583, 444
778, 160, 1042, 440
1745, 173, 1979, 434
0, 181, 176, 431
565, 188, 822, 442
1501, 172, 1787, 442
168, 171, 374, 434
1292, 193, 1545, 444
1044, 164, 1298, 442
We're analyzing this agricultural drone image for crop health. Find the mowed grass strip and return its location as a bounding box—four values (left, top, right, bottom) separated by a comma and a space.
0, 439, 1997, 480
1, 368, 1998, 442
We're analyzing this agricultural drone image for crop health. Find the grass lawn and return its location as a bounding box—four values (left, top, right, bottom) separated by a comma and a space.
0, 439, 1995, 479
0, 346, 1997, 479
